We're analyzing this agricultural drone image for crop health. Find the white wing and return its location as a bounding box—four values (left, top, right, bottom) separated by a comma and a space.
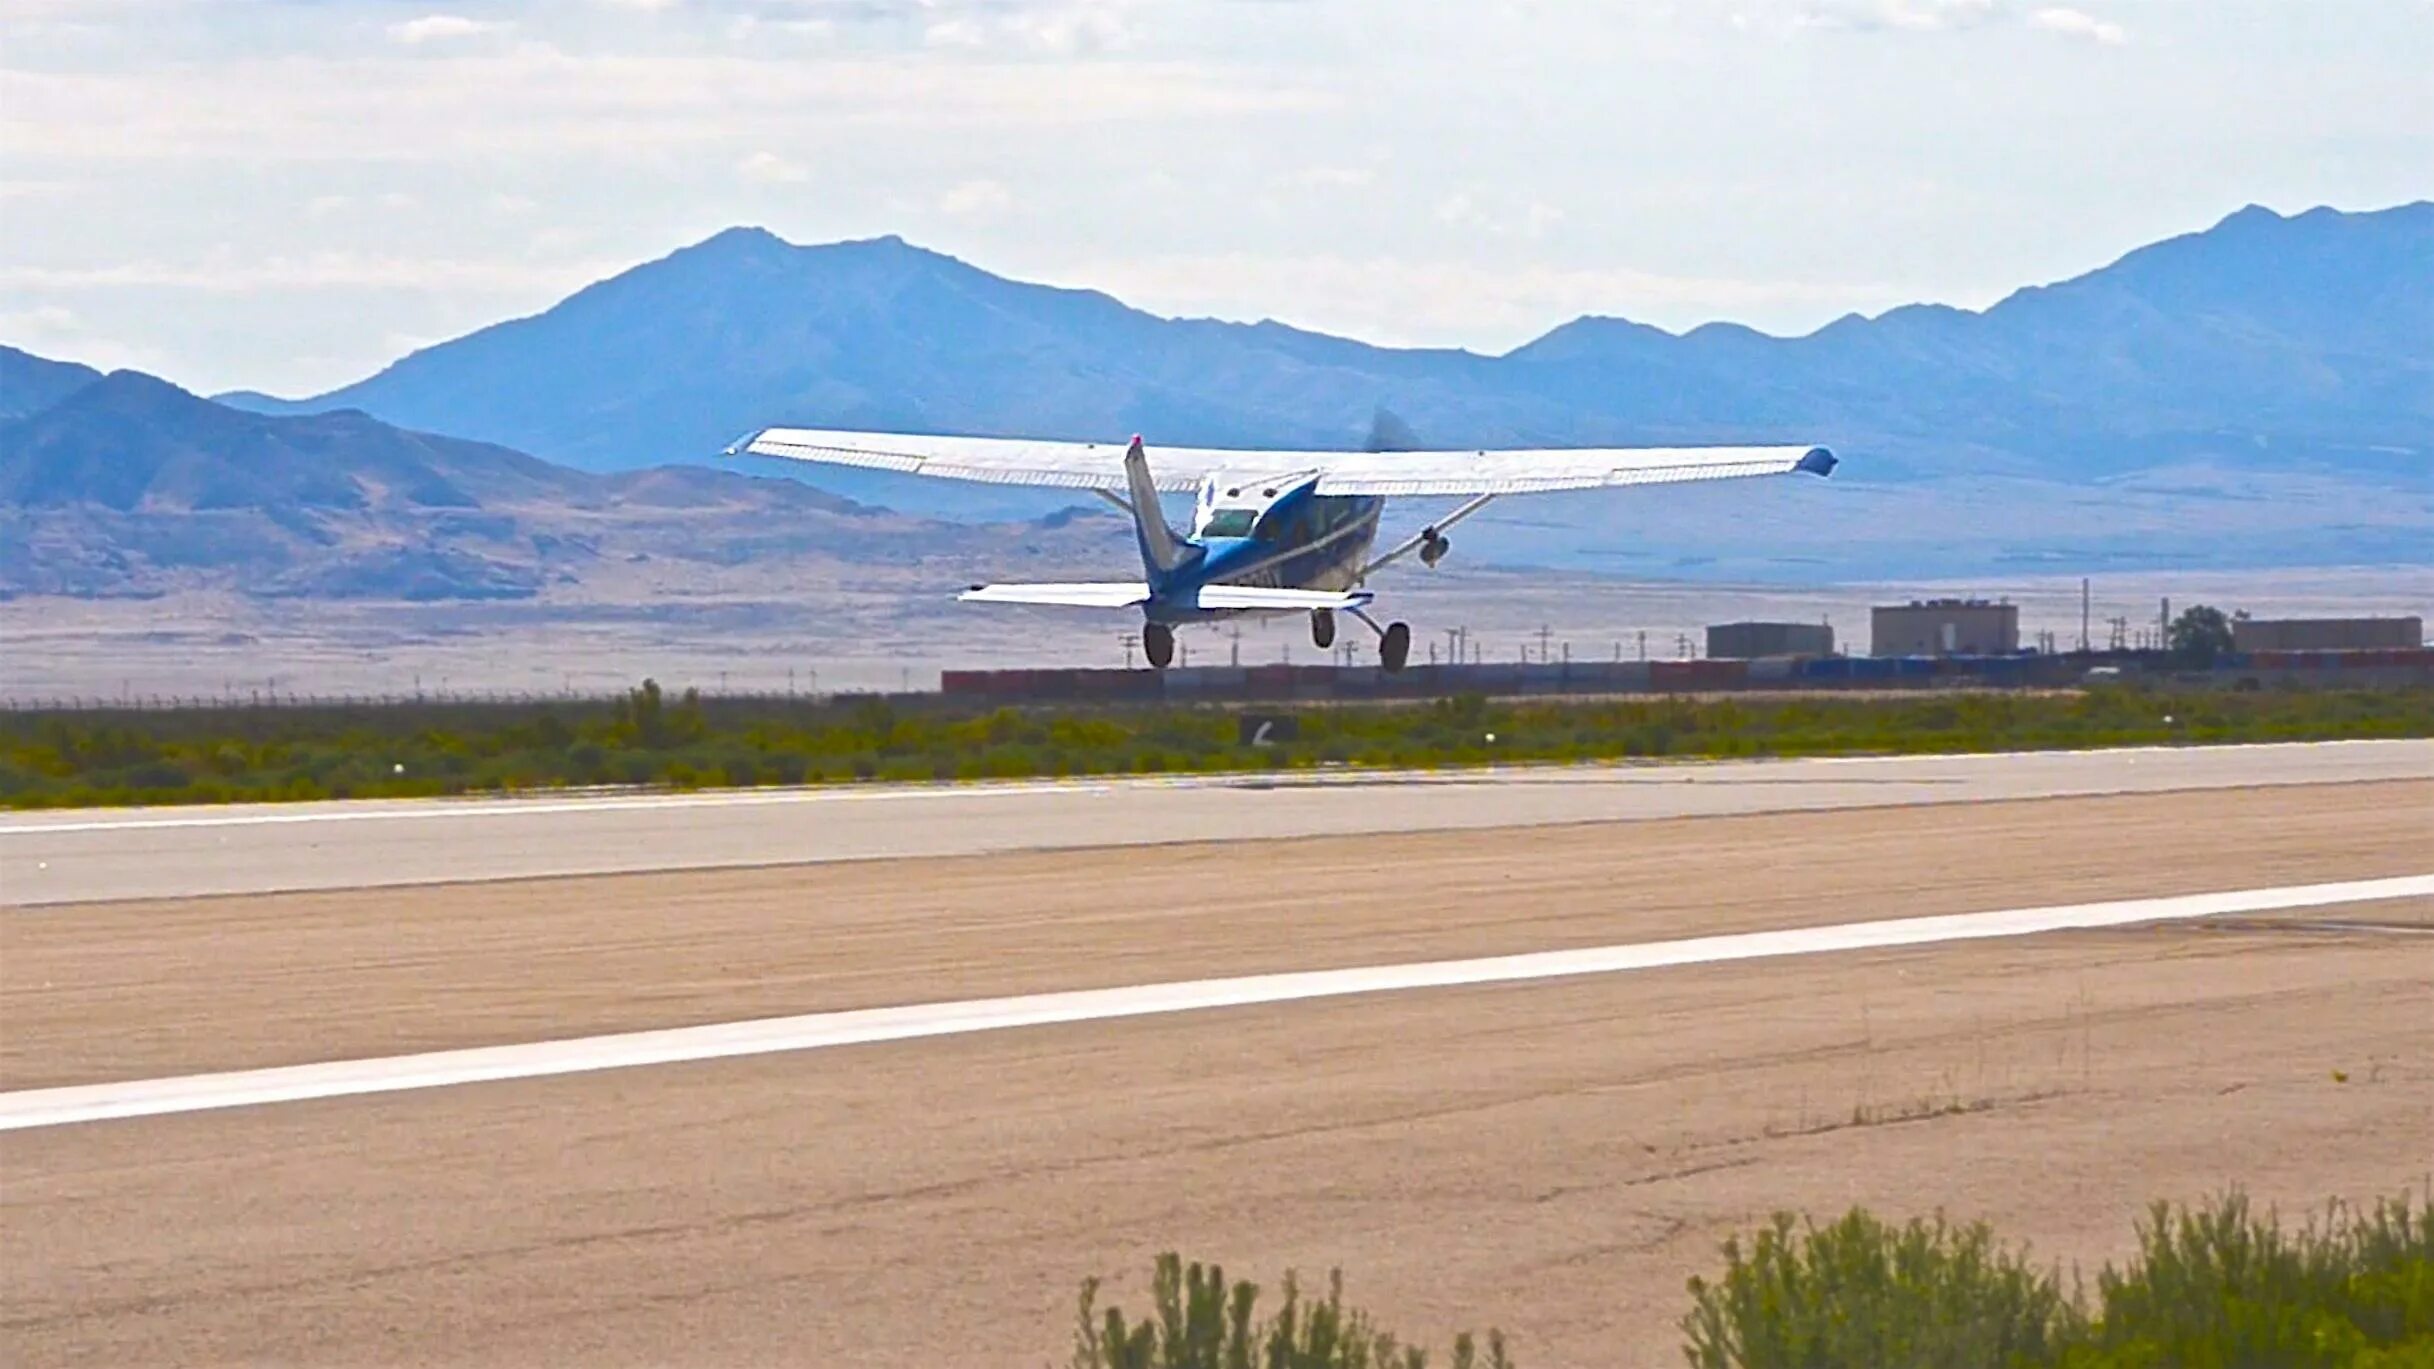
1195, 586, 1374, 612
958, 582, 1150, 608
734, 427, 1835, 497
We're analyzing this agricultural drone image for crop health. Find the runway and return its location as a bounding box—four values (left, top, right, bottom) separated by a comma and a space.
4, 748, 2430, 1365
3, 738, 2425, 904
6, 874, 2424, 1132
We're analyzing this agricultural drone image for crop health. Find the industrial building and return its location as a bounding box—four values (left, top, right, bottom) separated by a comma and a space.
2232, 616, 2424, 652
1871, 599, 2020, 657
1706, 621, 1834, 659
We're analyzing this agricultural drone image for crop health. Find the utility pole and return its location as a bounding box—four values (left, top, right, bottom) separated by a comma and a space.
1119, 632, 1139, 670
1534, 624, 1554, 664
2079, 577, 2091, 653
1637, 630, 1648, 662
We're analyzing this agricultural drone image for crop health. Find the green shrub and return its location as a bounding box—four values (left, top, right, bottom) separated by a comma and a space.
1072, 1253, 1512, 1369
1681, 1209, 2078, 1368
5, 683, 2428, 809
2058, 1192, 2434, 1366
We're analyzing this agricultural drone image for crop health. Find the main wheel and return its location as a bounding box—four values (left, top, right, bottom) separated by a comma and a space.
1380, 621, 1412, 673
1143, 622, 1174, 670
1311, 609, 1336, 650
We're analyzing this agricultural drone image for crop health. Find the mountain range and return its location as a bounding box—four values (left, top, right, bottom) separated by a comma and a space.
220, 202, 2432, 491
0, 365, 1102, 599
4, 200, 2428, 593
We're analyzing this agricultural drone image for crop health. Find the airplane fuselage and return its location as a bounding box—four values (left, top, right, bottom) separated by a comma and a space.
1141, 474, 1383, 624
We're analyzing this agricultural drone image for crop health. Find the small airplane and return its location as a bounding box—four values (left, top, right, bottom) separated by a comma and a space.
727, 426, 1836, 671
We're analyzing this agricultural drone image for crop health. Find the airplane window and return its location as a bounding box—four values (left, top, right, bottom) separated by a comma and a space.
1202, 508, 1259, 538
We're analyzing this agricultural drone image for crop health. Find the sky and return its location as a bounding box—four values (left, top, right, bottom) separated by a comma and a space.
3, 0, 2429, 397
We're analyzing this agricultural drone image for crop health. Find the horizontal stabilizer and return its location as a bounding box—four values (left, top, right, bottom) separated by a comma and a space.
1195, 586, 1375, 612
958, 581, 1150, 609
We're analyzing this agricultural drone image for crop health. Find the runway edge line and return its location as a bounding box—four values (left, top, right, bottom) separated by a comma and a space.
3, 874, 2427, 1133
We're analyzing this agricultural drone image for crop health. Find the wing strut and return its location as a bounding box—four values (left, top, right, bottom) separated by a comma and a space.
1359, 492, 1498, 579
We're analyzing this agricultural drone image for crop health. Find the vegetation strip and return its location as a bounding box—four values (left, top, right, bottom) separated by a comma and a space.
1073, 1190, 2433, 1367
6, 681, 2429, 809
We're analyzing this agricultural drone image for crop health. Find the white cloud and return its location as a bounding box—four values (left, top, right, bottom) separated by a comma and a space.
2, 56, 1332, 164
737, 149, 811, 184
384, 14, 507, 45
2030, 6, 2127, 44
302, 190, 419, 217
1436, 191, 1567, 240
0, 178, 83, 201
0, 303, 175, 377
923, 18, 985, 48
1008, 0, 1135, 55
1293, 166, 1375, 190
0, 302, 81, 336
1876, 0, 1999, 32
938, 178, 1013, 217
0, 252, 626, 295
1750, 0, 2126, 42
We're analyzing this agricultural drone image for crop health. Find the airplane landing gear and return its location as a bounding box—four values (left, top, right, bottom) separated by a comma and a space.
1380, 621, 1412, 673
1311, 609, 1335, 650
1143, 622, 1174, 670
1348, 606, 1415, 673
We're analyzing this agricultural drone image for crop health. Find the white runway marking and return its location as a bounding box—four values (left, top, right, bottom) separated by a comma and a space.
3, 874, 2425, 1133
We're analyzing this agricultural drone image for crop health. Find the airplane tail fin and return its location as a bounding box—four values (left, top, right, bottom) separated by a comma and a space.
1123, 437, 1189, 584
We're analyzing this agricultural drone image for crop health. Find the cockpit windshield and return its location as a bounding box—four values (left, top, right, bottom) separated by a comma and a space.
1200, 507, 1260, 539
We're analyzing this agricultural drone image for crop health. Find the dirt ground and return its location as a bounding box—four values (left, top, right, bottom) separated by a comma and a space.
4, 783, 2431, 1366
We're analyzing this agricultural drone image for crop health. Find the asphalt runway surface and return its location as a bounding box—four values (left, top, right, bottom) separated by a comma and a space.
3, 738, 2426, 905
3, 746, 2430, 1366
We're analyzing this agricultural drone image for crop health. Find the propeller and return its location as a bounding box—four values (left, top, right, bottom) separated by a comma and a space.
1362, 407, 1452, 566
1363, 406, 1422, 454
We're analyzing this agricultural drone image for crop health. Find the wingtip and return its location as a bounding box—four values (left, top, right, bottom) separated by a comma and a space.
1798, 447, 1838, 478
720, 428, 764, 458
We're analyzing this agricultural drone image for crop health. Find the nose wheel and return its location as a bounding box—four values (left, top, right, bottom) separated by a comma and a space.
1311, 609, 1335, 650
1143, 622, 1174, 670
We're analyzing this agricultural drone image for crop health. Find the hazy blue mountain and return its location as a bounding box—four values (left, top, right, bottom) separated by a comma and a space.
218, 228, 1560, 519
218, 203, 2431, 496
0, 345, 103, 422
17, 203, 2424, 583
0, 368, 1101, 599
1512, 202, 2434, 470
